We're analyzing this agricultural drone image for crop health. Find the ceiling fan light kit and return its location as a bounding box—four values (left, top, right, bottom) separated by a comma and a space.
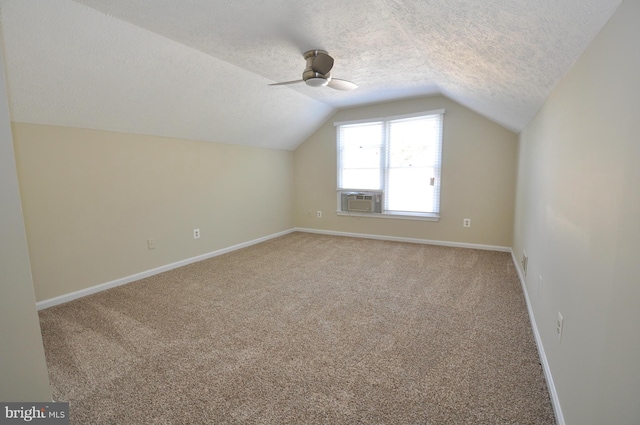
305, 77, 329, 87
270, 49, 357, 91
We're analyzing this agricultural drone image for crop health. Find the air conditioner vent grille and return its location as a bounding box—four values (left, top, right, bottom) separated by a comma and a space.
341, 191, 383, 213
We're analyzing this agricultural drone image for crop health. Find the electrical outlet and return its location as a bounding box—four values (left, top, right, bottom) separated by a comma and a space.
463, 218, 471, 228
147, 238, 156, 250
193, 228, 200, 239
317, 210, 322, 218
538, 275, 543, 293
557, 312, 564, 341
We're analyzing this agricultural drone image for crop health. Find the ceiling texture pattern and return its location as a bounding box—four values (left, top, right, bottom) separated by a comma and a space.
0, 0, 622, 150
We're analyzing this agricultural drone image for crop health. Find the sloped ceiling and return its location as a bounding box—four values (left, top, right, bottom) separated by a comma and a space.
0, 0, 622, 150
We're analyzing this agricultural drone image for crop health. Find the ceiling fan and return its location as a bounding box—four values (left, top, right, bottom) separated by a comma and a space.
269, 50, 358, 91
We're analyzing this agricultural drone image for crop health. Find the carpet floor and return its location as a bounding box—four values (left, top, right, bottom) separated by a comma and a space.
39, 232, 556, 424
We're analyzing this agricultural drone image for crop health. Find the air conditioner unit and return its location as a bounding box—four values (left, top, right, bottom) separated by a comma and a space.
344, 192, 382, 213
348, 194, 374, 212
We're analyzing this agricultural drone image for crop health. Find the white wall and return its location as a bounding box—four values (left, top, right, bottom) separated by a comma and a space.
13, 123, 295, 302
513, 0, 639, 423
0, 46, 51, 401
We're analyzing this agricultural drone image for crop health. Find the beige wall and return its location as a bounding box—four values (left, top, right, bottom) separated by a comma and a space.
13, 123, 294, 301
513, 0, 639, 423
0, 49, 51, 401
294, 95, 518, 248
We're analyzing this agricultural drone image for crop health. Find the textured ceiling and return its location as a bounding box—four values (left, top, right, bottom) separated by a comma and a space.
0, 0, 622, 150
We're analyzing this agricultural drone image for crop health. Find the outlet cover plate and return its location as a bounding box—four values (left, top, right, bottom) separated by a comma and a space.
557, 312, 564, 341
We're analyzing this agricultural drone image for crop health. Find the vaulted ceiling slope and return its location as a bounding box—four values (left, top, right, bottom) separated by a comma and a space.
0, 0, 622, 150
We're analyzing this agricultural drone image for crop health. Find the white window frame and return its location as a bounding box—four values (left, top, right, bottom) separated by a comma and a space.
335, 109, 444, 221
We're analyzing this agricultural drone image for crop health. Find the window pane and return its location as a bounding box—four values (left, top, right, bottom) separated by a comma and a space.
341, 146, 381, 169
341, 123, 383, 148
385, 115, 442, 214
389, 144, 433, 168
387, 167, 435, 213
389, 118, 439, 167
338, 122, 383, 190
341, 169, 382, 190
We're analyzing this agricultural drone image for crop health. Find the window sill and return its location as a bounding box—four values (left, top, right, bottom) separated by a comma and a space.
336, 211, 440, 222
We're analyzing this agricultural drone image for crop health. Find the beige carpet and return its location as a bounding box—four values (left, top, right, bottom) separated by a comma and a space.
39, 232, 556, 424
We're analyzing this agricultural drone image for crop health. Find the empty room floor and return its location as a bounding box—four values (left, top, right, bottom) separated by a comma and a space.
38, 232, 555, 424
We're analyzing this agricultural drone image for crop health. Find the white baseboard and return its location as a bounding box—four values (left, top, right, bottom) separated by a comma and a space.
510, 250, 565, 425
294, 227, 512, 252
36, 229, 295, 311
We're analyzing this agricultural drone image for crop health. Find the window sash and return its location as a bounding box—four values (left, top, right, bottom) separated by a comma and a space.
337, 121, 384, 191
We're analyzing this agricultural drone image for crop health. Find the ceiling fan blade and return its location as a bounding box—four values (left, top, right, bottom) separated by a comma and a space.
312, 52, 334, 75
269, 80, 304, 86
327, 78, 358, 91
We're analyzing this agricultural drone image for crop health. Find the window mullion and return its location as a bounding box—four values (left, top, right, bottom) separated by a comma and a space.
382, 121, 390, 212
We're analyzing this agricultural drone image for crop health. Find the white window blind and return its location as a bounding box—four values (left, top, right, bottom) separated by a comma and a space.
337, 121, 384, 191
336, 110, 444, 217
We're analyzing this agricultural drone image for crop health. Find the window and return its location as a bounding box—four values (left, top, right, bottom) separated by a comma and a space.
336, 110, 444, 220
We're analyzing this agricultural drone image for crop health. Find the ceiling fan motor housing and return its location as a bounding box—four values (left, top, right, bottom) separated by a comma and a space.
302, 50, 332, 86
